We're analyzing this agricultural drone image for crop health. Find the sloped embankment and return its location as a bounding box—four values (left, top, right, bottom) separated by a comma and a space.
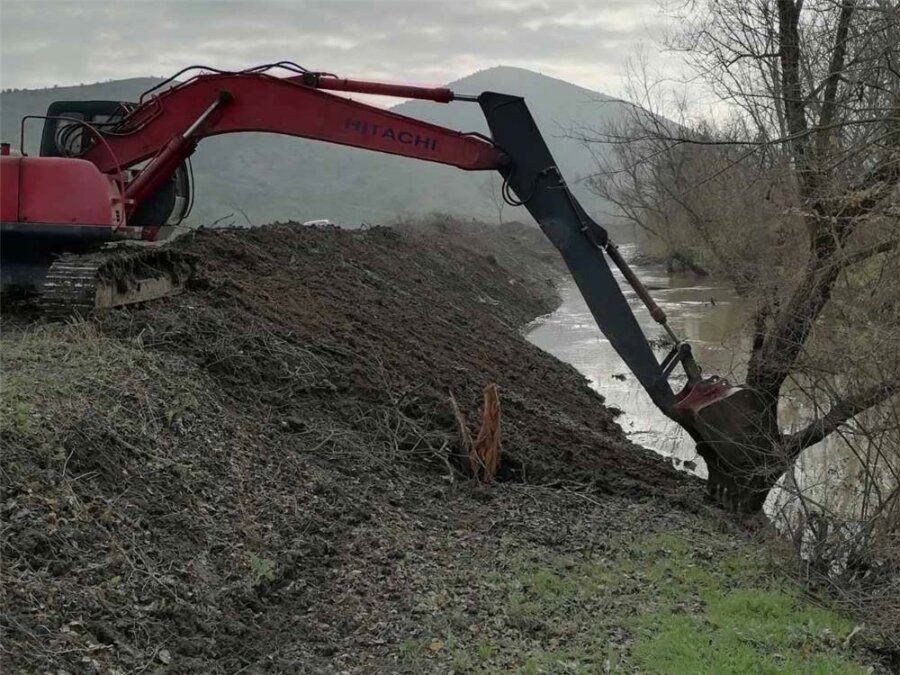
5, 220, 870, 673
104, 220, 688, 496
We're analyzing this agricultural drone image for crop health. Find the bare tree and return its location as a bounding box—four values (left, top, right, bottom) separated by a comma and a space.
586, 0, 900, 513
479, 174, 507, 225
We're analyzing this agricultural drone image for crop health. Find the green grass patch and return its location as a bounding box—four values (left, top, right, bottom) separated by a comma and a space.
400, 530, 871, 673
623, 533, 862, 673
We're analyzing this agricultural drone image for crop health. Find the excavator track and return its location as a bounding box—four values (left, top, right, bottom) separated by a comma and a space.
39, 246, 196, 318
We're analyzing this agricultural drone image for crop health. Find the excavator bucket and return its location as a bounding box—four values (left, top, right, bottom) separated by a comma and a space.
675, 378, 772, 509
676, 378, 763, 445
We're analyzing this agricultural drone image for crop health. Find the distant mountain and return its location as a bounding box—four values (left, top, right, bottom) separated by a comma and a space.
395, 66, 628, 190
1, 67, 630, 231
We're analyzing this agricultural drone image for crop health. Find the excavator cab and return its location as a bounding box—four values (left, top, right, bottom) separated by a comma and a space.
39, 100, 130, 157
39, 100, 192, 229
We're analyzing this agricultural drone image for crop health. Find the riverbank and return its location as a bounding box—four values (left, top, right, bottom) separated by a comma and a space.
528, 248, 900, 666
1, 220, 887, 672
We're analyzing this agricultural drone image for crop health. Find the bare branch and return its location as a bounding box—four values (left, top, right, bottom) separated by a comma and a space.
573, 116, 897, 149
816, 0, 856, 153
831, 237, 900, 270
782, 375, 900, 455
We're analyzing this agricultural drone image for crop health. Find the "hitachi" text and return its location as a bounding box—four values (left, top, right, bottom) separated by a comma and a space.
345, 119, 437, 151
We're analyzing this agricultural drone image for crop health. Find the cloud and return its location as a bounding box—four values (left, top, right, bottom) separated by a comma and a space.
0, 0, 667, 96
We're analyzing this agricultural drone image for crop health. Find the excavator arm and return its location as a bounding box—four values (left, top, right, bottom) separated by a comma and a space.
478, 91, 679, 412
81, 72, 506, 174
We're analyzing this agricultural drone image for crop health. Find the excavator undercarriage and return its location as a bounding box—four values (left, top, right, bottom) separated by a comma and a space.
1, 225, 193, 317
37, 247, 195, 317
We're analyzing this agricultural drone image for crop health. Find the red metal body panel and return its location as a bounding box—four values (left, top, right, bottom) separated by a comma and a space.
84, 73, 505, 173
1, 156, 123, 226
0, 156, 20, 222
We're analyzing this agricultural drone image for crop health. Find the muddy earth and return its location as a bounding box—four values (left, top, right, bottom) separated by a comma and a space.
2, 219, 710, 673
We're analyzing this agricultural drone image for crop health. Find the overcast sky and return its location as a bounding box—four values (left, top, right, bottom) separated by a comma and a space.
0, 0, 674, 97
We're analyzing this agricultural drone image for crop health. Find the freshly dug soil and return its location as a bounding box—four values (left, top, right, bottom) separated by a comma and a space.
2, 219, 701, 673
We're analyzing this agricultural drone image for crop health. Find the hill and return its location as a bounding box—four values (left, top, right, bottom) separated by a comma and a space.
394, 66, 628, 187
0, 67, 627, 230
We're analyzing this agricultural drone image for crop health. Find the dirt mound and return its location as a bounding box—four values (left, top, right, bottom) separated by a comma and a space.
2, 219, 700, 672
109, 220, 686, 493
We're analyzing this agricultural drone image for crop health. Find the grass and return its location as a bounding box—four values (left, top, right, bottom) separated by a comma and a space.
399, 530, 872, 674
625, 534, 861, 674
249, 554, 277, 586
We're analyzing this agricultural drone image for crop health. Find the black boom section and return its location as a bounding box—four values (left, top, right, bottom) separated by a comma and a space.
478, 91, 675, 412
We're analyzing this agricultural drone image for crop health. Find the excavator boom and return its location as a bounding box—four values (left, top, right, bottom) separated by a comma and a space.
80, 72, 506, 174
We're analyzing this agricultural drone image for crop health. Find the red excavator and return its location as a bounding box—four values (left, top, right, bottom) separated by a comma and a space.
0, 62, 758, 504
